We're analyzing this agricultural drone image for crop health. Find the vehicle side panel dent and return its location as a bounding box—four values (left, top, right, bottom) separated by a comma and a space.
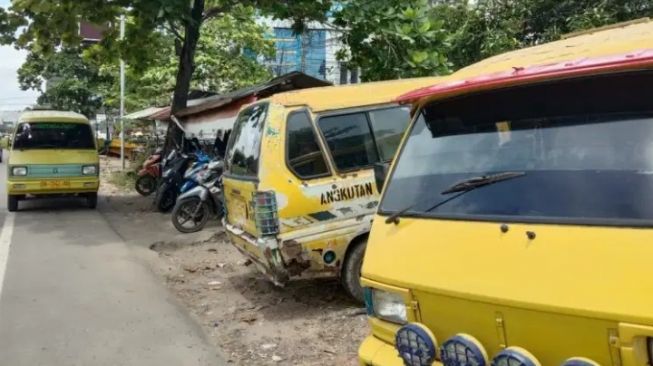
277, 217, 373, 278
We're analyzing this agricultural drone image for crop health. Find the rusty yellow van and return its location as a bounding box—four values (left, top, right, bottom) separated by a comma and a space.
7, 110, 99, 211
359, 20, 653, 366
222, 77, 442, 301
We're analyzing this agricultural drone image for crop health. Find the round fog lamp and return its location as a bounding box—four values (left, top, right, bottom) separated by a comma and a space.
491, 347, 541, 366
441, 333, 488, 366
395, 323, 438, 366
323, 250, 336, 264
561, 357, 600, 366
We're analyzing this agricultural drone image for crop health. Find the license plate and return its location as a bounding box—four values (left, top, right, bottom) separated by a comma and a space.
40, 180, 71, 188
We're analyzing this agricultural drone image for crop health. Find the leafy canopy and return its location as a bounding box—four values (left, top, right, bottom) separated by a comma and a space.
1, 0, 332, 116
335, 0, 653, 80
334, 0, 453, 81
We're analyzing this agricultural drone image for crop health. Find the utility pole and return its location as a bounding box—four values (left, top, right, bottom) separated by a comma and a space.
119, 14, 126, 170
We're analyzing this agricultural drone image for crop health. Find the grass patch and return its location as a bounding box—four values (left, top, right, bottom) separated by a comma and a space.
108, 170, 137, 191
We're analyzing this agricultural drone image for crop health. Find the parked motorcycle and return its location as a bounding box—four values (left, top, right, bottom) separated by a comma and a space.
135, 148, 163, 196
179, 150, 211, 194
171, 160, 224, 233
153, 149, 194, 212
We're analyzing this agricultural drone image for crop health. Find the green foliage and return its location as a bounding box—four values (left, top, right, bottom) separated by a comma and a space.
334, 0, 453, 81
17, 48, 111, 117
90, 6, 275, 111
108, 170, 137, 190
334, 0, 653, 79
193, 6, 275, 92
1, 0, 328, 116
448, 0, 653, 68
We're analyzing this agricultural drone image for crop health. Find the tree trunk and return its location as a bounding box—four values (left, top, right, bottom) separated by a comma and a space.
165, 0, 205, 151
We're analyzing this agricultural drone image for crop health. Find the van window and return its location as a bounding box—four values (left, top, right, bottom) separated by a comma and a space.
286, 111, 329, 178
14, 122, 95, 150
381, 71, 653, 225
318, 113, 379, 171
369, 107, 411, 161
226, 103, 267, 177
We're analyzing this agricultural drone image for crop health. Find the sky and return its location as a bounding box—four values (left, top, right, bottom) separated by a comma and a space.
0, 0, 39, 111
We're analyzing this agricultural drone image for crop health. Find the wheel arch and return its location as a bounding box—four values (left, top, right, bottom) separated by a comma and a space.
340, 231, 369, 277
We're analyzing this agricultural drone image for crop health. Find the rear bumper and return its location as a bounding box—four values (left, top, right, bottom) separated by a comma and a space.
359, 335, 443, 366
7, 178, 99, 195
224, 221, 288, 286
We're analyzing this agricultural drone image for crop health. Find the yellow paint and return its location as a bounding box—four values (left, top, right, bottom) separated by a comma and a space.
269, 76, 443, 113
107, 138, 140, 159
7, 110, 99, 196
223, 77, 444, 286
360, 20, 653, 366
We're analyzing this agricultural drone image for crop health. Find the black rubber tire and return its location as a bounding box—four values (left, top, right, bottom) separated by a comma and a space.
135, 175, 157, 196
154, 183, 177, 213
341, 239, 367, 303
86, 193, 98, 209
7, 195, 18, 212
171, 197, 210, 233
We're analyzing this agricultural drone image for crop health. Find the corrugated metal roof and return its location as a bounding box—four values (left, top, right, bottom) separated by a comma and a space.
123, 107, 167, 120
176, 71, 332, 117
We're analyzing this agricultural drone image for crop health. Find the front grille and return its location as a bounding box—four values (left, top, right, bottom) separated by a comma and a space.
27, 164, 83, 177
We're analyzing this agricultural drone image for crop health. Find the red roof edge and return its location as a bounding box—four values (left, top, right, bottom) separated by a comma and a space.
396, 49, 653, 104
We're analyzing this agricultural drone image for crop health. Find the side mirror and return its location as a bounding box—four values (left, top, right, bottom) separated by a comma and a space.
373, 162, 390, 193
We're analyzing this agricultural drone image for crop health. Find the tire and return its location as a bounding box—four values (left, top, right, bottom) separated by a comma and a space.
7, 195, 18, 212
154, 183, 177, 213
86, 193, 98, 209
341, 238, 367, 303
135, 175, 156, 196
171, 197, 210, 233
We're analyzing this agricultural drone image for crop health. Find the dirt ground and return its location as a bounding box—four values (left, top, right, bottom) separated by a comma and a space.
99, 156, 370, 365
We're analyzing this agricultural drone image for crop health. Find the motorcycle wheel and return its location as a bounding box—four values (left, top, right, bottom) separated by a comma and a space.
172, 197, 210, 233
135, 175, 157, 196
154, 183, 177, 213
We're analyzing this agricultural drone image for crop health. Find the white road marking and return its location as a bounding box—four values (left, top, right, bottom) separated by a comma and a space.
0, 213, 15, 299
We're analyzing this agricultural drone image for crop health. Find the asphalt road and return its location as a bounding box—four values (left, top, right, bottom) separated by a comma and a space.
0, 152, 225, 366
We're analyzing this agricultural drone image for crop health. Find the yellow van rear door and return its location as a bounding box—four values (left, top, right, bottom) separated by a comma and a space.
223, 103, 269, 236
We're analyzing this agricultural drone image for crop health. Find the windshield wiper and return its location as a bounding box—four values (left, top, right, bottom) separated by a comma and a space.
421, 171, 526, 214
385, 204, 415, 225
385, 171, 526, 225
440, 171, 526, 194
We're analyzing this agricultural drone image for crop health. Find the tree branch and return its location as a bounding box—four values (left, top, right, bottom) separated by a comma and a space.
203, 6, 226, 20
165, 19, 184, 41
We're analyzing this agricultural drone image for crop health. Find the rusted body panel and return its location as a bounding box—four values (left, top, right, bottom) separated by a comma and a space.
223, 77, 445, 286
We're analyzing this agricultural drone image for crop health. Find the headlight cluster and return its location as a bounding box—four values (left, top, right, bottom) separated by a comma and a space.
390, 321, 604, 366
11, 166, 27, 176
365, 287, 611, 366
364, 288, 407, 324
82, 165, 98, 175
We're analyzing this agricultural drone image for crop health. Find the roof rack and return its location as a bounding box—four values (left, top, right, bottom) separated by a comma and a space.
561, 17, 650, 39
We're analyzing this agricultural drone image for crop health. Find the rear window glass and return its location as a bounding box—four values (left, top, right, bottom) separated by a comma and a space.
318, 112, 379, 171
13, 122, 95, 150
226, 103, 268, 177
286, 111, 329, 178
369, 107, 411, 161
